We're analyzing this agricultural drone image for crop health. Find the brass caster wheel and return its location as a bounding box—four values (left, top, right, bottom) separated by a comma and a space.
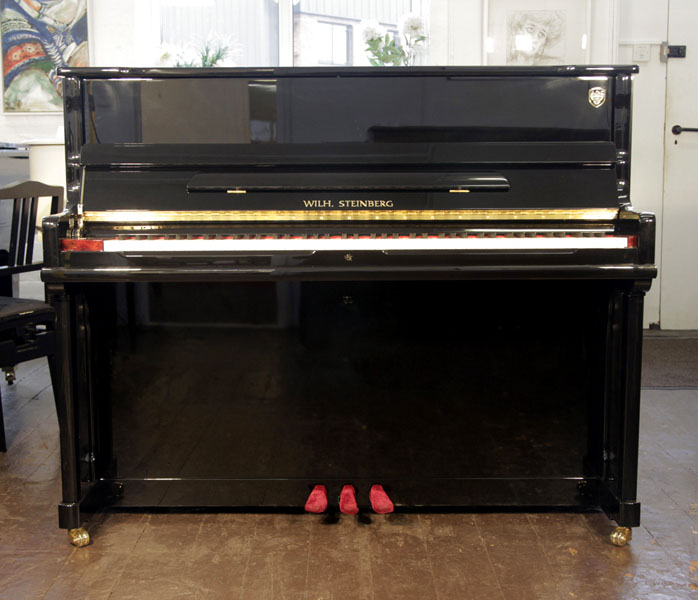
610, 526, 632, 547
68, 527, 91, 548
3, 367, 15, 385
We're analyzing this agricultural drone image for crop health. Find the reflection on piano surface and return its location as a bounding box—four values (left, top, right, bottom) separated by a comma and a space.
44, 65, 655, 547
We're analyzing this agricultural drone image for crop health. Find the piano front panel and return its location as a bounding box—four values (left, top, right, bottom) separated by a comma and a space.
82, 278, 610, 508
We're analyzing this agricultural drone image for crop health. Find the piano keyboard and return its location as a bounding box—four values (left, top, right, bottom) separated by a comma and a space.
63, 232, 634, 253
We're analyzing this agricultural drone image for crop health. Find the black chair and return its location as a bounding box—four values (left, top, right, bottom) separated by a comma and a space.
0, 181, 62, 452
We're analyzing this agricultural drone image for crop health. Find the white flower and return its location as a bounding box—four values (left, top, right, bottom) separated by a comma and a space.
361, 19, 387, 44
154, 43, 182, 67
177, 44, 201, 66
399, 13, 425, 39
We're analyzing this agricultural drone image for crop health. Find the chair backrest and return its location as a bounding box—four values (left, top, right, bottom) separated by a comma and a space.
0, 181, 63, 295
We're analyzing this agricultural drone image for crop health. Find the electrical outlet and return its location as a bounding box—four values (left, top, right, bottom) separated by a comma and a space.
632, 44, 651, 62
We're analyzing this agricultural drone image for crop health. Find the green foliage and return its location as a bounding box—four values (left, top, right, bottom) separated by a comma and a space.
365, 33, 427, 67
174, 42, 230, 68
199, 42, 230, 67
366, 34, 407, 66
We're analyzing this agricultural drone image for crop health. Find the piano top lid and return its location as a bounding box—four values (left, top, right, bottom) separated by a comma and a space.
58, 65, 639, 80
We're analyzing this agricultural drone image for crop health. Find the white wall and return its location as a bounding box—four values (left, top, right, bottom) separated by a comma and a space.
90, 0, 142, 67
444, 0, 484, 65
618, 0, 669, 327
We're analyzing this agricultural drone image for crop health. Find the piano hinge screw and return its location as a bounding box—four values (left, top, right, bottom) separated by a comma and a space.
344, 253, 353, 262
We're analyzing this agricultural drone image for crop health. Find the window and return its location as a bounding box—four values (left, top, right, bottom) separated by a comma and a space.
152, 0, 280, 67
132, 0, 431, 68
317, 21, 352, 65
292, 0, 424, 67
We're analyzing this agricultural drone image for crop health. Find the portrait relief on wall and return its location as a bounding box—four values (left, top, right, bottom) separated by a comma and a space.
486, 0, 590, 66
1, 0, 88, 112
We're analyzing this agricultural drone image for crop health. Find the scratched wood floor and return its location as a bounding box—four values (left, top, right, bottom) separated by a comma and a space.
0, 333, 696, 600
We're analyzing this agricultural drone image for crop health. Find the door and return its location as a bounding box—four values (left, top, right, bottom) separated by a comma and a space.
661, 0, 698, 328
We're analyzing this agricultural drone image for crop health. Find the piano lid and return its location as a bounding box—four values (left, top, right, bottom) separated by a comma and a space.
76, 70, 621, 146
62, 67, 635, 223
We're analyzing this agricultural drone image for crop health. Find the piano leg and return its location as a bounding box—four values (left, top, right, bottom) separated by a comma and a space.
601, 281, 649, 545
47, 284, 88, 545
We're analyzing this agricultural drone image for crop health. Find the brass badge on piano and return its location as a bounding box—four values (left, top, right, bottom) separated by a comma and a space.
588, 87, 607, 108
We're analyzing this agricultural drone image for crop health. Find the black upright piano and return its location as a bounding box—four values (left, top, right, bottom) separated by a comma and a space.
43, 66, 656, 547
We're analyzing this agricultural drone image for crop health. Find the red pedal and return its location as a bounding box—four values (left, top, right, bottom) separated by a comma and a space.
304, 484, 328, 513
369, 485, 394, 514
339, 485, 359, 515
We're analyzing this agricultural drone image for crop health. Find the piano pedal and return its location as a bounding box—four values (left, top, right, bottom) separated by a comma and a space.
369, 484, 394, 514
304, 484, 328, 513
339, 484, 359, 515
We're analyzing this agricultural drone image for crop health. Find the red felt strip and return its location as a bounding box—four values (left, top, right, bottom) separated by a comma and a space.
60, 239, 104, 251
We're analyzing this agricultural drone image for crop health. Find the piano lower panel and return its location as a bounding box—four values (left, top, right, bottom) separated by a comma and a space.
69, 279, 627, 514
86, 478, 593, 511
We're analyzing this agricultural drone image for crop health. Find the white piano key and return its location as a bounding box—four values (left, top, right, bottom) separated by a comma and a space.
101, 236, 630, 253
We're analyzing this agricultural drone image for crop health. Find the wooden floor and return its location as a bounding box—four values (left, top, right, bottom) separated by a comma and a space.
0, 335, 696, 600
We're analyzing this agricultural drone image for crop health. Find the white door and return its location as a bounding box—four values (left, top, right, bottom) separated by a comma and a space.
661, 0, 698, 328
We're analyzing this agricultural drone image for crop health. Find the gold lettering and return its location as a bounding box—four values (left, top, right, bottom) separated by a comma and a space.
305, 199, 394, 209
303, 200, 333, 208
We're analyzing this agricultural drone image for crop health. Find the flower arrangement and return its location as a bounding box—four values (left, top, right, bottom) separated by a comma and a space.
156, 36, 237, 68
361, 14, 427, 66
173, 41, 231, 68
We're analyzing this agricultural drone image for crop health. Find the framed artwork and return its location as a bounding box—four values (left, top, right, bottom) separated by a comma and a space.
484, 0, 591, 65
1, 0, 88, 112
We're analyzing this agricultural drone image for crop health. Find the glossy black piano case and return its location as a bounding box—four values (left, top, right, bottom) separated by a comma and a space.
44, 66, 655, 542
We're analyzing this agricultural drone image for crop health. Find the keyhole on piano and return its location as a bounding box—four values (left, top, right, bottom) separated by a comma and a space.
344, 253, 353, 262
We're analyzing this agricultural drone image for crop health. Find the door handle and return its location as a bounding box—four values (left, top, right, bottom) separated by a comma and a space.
672, 125, 698, 135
